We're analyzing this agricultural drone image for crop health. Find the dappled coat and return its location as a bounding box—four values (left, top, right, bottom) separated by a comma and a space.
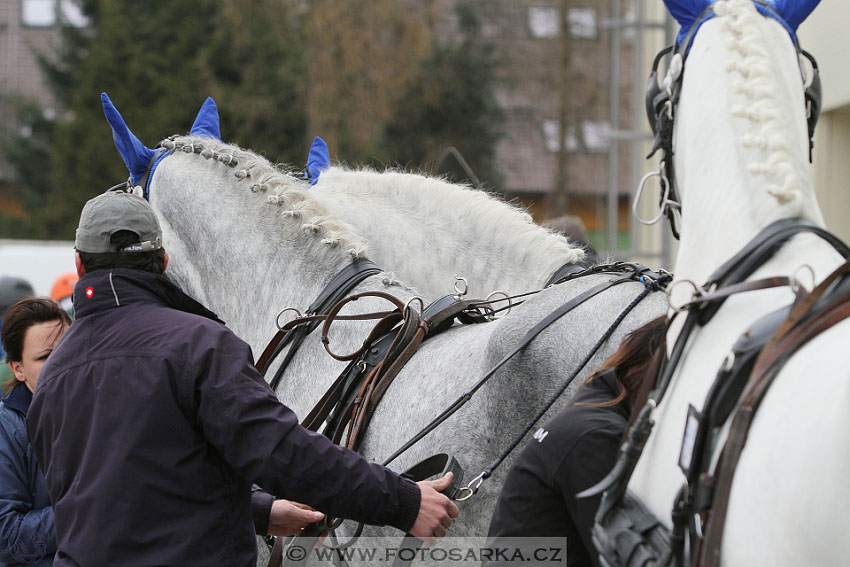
0, 382, 55, 567
27, 269, 420, 567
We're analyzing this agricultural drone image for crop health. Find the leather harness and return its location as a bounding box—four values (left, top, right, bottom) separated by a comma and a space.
584, 220, 850, 567
259, 261, 668, 567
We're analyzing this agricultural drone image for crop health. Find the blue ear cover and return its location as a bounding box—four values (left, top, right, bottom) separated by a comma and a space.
770, 0, 820, 31
304, 137, 330, 186
663, 0, 820, 47
189, 97, 222, 140
101, 92, 155, 186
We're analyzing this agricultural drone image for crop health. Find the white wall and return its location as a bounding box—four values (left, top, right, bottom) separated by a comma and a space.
0, 240, 76, 296
799, 5, 850, 113
799, 4, 850, 243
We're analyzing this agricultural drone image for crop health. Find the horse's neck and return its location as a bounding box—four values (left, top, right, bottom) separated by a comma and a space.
633, 0, 845, 524
311, 168, 582, 299
151, 152, 365, 350
670, 9, 827, 289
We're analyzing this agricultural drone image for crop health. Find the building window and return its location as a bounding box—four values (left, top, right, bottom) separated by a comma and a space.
569, 8, 597, 39
528, 7, 560, 39
22, 0, 88, 28
59, 0, 88, 28
543, 119, 611, 153
22, 0, 56, 27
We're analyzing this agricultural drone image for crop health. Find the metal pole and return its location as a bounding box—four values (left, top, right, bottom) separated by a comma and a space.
607, 0, 622, 254
629, 0, 644, 260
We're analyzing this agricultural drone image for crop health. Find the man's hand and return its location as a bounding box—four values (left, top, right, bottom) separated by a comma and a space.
409, 472, 461, 546
267, 499, 325, 537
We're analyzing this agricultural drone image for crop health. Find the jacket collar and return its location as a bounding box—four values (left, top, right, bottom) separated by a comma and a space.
2, 381, 32, 416
72, 269, 224, 324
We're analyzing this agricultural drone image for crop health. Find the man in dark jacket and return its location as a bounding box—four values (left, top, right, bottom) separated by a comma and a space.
27, 189, 458, 567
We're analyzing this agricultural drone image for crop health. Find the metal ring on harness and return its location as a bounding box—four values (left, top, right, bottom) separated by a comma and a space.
454, 471, 486, 502
483, 290, 512, 321
790, 264, 815, 295
666, 279, 708, 313
275, 307, 303, 331
633, 165, 676, 226
403, 296, 425, 318
453, 276, 468, 299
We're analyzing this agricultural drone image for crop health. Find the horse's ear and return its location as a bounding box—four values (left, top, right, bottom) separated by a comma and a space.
189, 97, 221, 140
663, 0, 713, 28
305, 136, 330, 187
101, 92, 156, 186
770, 0, 821, 30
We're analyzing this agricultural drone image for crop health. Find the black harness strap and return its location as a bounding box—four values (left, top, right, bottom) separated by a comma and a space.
381, 264, 669, 485
545, 262, 586, 287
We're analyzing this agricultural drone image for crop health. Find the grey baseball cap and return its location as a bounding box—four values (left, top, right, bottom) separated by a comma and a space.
74, 190, 163, 253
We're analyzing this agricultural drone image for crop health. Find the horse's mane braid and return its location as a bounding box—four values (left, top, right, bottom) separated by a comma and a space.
717, 0, 807, 212
163, 136, 368, 258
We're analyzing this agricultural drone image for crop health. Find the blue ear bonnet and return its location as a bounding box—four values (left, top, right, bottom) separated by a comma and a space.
102, 93, 223, 199
304, 137, 330, 186
665, 0, 820, 52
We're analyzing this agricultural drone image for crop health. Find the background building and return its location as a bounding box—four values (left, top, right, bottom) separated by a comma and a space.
0, 1, 846, 272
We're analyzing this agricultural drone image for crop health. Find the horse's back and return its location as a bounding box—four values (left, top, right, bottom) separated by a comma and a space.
723, 317, 850, 566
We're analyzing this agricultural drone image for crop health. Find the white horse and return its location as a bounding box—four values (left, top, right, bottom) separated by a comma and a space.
101, 94, 667, 560
626, 1, 849, 565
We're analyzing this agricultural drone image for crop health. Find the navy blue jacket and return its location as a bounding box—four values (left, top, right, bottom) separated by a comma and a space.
0, 382, 55, 566
27, 269, 420, 567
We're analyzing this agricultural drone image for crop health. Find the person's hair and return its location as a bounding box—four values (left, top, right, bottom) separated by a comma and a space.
78, 230, 166, 274
1, 297, 72, 394
579, 315, 667, 416
544, 215, 589, 244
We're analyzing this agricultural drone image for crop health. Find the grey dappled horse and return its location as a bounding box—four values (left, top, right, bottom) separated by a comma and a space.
102, 95, 666, 564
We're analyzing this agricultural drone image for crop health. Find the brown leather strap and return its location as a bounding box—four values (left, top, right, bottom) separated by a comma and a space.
676, 275, 793, 312
346, 311, 425, 451
255, 310, 397, 374
699, 265, 850, 567
267, 535, 284, 567
321, 291, 407, 361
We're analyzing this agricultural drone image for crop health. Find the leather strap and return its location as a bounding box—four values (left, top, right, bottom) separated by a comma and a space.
699, 260, 850, 567
259, 260, 382, 389
381, 273, 658, 469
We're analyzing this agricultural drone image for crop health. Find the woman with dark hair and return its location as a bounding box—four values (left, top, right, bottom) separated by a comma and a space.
486, 316, 667, 567
0, 298, 70, 567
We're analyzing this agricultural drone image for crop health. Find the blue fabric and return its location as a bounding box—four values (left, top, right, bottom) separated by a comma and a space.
304, 137, 330, 186
189, 97, 222, 140
101, 93, 156, 188
0, 383, 55, 566
768, 0, 820, 31
664, 0, 820, 50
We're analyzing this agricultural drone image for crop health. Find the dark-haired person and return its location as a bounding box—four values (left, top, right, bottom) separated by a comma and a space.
26, 189, 458, 567
485, 316, 666, 567
0, 298, 71, 567
0, 277, 36, 391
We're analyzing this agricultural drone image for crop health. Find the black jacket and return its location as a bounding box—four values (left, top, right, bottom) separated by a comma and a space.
486, 370, 627, 567
27, 269, 420, 567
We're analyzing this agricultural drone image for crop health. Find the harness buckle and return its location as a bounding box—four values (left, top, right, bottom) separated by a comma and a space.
454, 471, 487, 502
275, 307, 304, 331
